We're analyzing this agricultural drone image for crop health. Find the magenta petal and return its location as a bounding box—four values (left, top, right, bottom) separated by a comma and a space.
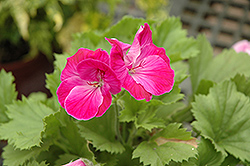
131, 55, 175, 96
126, 23, 153, 64
61, 48, 94, 81
96, 85, 112, 117
61, 48, 110, 81
137, 23, 153, 47
137, 44, 170, 66
56, 76, 87, 108
106, 38, 130, 84
123, 73, 152, 101
63, 159, 86, 166
77, 59, 121, 94
232, 40, 250, 55
65, 85, 103, 120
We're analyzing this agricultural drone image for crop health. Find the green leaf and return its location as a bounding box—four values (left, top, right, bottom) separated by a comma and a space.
191, 81, 250, 161
71, 32, 99, 53
203, 49, 250, 82
119, 91, 148, 122
2, 141, 51, 166
78, 105, 125, 154
133, 141, 197, 166
196, 138, 225, 166
135, 106, 165, 131
0, 97, 54, 150
54, 53, 70, 72
231, 74, 250, 97
104, 15, 145, 43
189, 35, 213, 93
25, 160, 49, 166
155, 102, 186, 124
220, 155, 241, 166
171, 61, 189, 84
45, 69, 60, 95
155, 85, 184, 105
155, 17, 199, 62
195, 79, 214, 95
133, 123, 197, 166
0, 69, 17, 123
151, 123, 194, 141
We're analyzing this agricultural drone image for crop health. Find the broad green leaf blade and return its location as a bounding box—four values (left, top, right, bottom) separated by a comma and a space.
191, 81, 250, 161
54, 53, 70, 72
133, 123, 197, 166
78, 105, 125, 154
151, 123, 194, 141
189, 35, 213, 93
195, 79, 214, 95
231, 74, 250, 97
203, 49, 250, 82
25, 160, 49, 166
2, 141, 51, 166
0, 97, 54, 150
119, 91, 148, 122
135, 106, 165, 131
154, 85, 184, 105
155, 102, 186, 124
104, 15, 145, 43
0, 69, 17, 123
220, 155, 241, 166
133, 141, 197, 166
171, 61, 189, 84
155, 17, 199, 62
196, 138, 225, 166
45, 69, 61, 97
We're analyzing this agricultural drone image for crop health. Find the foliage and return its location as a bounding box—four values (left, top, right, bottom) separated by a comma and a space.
0, 0, 120, 62
1, 15, 250, 166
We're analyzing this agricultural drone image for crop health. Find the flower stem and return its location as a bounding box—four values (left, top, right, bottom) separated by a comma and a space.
114, 101, 125, 145
126, 124, 136, 146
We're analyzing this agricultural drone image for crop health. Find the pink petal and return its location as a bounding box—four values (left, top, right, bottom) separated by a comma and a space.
96, 84, 112, 117
232, 40, 250, 55
61, 48, 110, 81
123, 73, 152, 101
61, 48, 94, 81
126, 23, 153, 64
77, 59, 121, 94
136, 44, 170, 67
106, 38, 131, 84
63, 159, 86, 166
64, 85, 103, 120
137, 23, 153, 47
56, 76, 87, 108
131, 55, 174, 96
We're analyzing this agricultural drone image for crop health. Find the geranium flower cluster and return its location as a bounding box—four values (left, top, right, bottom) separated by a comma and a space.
57, 23, 175, 120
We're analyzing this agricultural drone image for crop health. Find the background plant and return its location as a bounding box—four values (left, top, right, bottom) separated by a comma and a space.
1, 16, 250, 166
0, 0, 119, 63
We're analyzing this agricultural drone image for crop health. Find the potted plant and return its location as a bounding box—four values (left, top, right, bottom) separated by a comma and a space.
1, 15, 250, 166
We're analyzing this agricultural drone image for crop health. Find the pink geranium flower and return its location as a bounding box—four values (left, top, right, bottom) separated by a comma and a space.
57, 48, 121, 120
106, 23, 174, 101
63, 159, 86, 166
232, 40, 250, 55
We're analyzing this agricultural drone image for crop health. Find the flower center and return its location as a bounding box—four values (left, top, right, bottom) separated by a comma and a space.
87, 70, 104, 87
88, 81, 103, 87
